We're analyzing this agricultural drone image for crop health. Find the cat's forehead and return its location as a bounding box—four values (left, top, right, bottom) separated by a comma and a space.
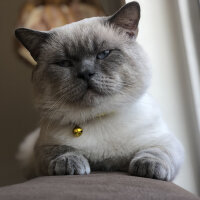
50, 17, 126, 55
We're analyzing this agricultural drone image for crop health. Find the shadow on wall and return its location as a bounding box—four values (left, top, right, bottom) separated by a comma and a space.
0, 0, 39, 186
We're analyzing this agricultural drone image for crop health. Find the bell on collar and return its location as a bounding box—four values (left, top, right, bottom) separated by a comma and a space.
73, 127, 83, 137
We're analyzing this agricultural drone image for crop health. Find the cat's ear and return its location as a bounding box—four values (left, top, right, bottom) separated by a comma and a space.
108, 2, 140, 38
15, 28, 49, 61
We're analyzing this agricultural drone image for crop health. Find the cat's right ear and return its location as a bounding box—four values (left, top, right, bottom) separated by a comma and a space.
108, 2, 140, 38
15, 28, 50, 61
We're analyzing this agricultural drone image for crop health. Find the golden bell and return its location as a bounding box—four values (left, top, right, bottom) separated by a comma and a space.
73, 127, 83, 137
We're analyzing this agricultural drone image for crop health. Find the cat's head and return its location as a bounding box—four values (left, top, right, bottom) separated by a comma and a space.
15, 2, 151, 123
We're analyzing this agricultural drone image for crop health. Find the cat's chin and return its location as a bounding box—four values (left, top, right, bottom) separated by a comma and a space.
77, 89, 105, 107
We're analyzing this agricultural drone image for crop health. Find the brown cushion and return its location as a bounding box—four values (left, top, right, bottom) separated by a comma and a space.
0, 172, 199, 200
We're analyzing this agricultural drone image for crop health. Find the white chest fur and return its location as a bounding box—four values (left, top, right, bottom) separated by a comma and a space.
39, 94, 170, 162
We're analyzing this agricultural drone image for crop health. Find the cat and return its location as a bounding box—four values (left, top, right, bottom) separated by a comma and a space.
15, 2, 184, 181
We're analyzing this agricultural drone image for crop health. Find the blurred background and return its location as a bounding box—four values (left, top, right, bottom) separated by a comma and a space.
0, 0, 199, 196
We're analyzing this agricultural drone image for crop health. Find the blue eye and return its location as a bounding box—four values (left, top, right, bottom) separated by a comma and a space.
96, 50, 111, 60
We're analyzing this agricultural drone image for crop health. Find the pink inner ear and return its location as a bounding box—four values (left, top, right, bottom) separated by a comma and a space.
115, 18, 138, 31
123, 19, 138, 30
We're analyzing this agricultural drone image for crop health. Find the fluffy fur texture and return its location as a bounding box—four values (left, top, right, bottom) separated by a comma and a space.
16, 2, 184, 181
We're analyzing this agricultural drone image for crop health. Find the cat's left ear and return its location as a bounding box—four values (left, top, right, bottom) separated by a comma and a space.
108, 2, 140, 38
15, 28, 50, 61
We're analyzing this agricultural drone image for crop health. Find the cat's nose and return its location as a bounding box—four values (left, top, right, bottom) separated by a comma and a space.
77, 70, 95, 81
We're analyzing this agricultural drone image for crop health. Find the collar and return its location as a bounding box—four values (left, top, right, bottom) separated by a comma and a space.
73, 112, 114, 137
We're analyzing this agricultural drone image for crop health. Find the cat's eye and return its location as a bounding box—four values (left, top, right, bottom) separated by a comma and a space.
96, 50, 111, 60
55, 60, 73, 67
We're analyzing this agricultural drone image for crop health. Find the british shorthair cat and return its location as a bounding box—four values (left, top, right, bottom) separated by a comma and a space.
15, 2, 183, 180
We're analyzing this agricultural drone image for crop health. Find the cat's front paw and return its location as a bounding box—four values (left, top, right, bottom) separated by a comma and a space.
129, 156, 169, 181
48, 153, 91, 175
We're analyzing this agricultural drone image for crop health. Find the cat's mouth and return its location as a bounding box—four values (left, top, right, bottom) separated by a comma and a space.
84, 84, 100, 96
73, 82, 107, 105
83, 80, 117, 98
85, 82, 108, 96
63, 80, 117, 106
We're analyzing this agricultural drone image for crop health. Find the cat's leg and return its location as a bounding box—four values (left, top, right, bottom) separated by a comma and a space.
35, 145, 91, 176
128, 145, 183, 181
